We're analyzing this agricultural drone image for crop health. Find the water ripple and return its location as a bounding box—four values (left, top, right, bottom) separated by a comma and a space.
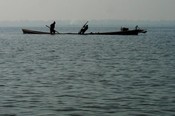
0, 27, 175, 116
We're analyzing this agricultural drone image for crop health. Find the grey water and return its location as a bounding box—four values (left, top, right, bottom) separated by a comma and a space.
0, 26, 175, 116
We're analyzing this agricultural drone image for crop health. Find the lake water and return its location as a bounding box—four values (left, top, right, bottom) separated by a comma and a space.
0, 26, 174, 116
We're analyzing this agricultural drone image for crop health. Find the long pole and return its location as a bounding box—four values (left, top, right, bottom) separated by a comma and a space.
46, 25, 59, 34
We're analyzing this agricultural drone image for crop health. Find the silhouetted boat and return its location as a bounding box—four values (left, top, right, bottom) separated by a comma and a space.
22, 28, 147, 35
22, 29, 50, 34
137, 29, 147, 33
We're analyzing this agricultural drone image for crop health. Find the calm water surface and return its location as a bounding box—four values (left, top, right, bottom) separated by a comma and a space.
0, 27, 175, 116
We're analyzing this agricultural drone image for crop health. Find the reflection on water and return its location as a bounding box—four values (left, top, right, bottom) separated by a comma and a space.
0, 27, 175, 116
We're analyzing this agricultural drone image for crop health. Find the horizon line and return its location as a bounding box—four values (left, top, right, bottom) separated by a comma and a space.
0, 19, 175, 27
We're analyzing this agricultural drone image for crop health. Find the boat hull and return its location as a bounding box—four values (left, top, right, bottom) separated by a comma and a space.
22, 29, 50, 34
90, 30, 139, 35
22, 29, 145, 35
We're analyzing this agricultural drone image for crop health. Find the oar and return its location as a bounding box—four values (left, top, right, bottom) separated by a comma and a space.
46, 25, 59, 34
83, 21, 88, 27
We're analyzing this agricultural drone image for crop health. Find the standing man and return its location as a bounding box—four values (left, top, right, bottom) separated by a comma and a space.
50, 21, 56, 34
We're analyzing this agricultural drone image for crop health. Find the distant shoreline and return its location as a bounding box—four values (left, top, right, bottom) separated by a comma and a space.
0, 20, 175, 27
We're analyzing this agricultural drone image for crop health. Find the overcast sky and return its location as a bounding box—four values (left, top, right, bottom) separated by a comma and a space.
0, 0, 175, 21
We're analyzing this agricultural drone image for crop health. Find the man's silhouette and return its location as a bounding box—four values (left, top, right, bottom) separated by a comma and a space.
50, 21, 56, 34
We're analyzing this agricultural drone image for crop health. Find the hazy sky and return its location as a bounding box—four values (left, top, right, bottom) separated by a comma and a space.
0, 0, 175, 21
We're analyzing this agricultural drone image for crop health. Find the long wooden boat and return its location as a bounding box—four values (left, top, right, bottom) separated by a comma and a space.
22, 29, 50, 34
22, 28, 146, 35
